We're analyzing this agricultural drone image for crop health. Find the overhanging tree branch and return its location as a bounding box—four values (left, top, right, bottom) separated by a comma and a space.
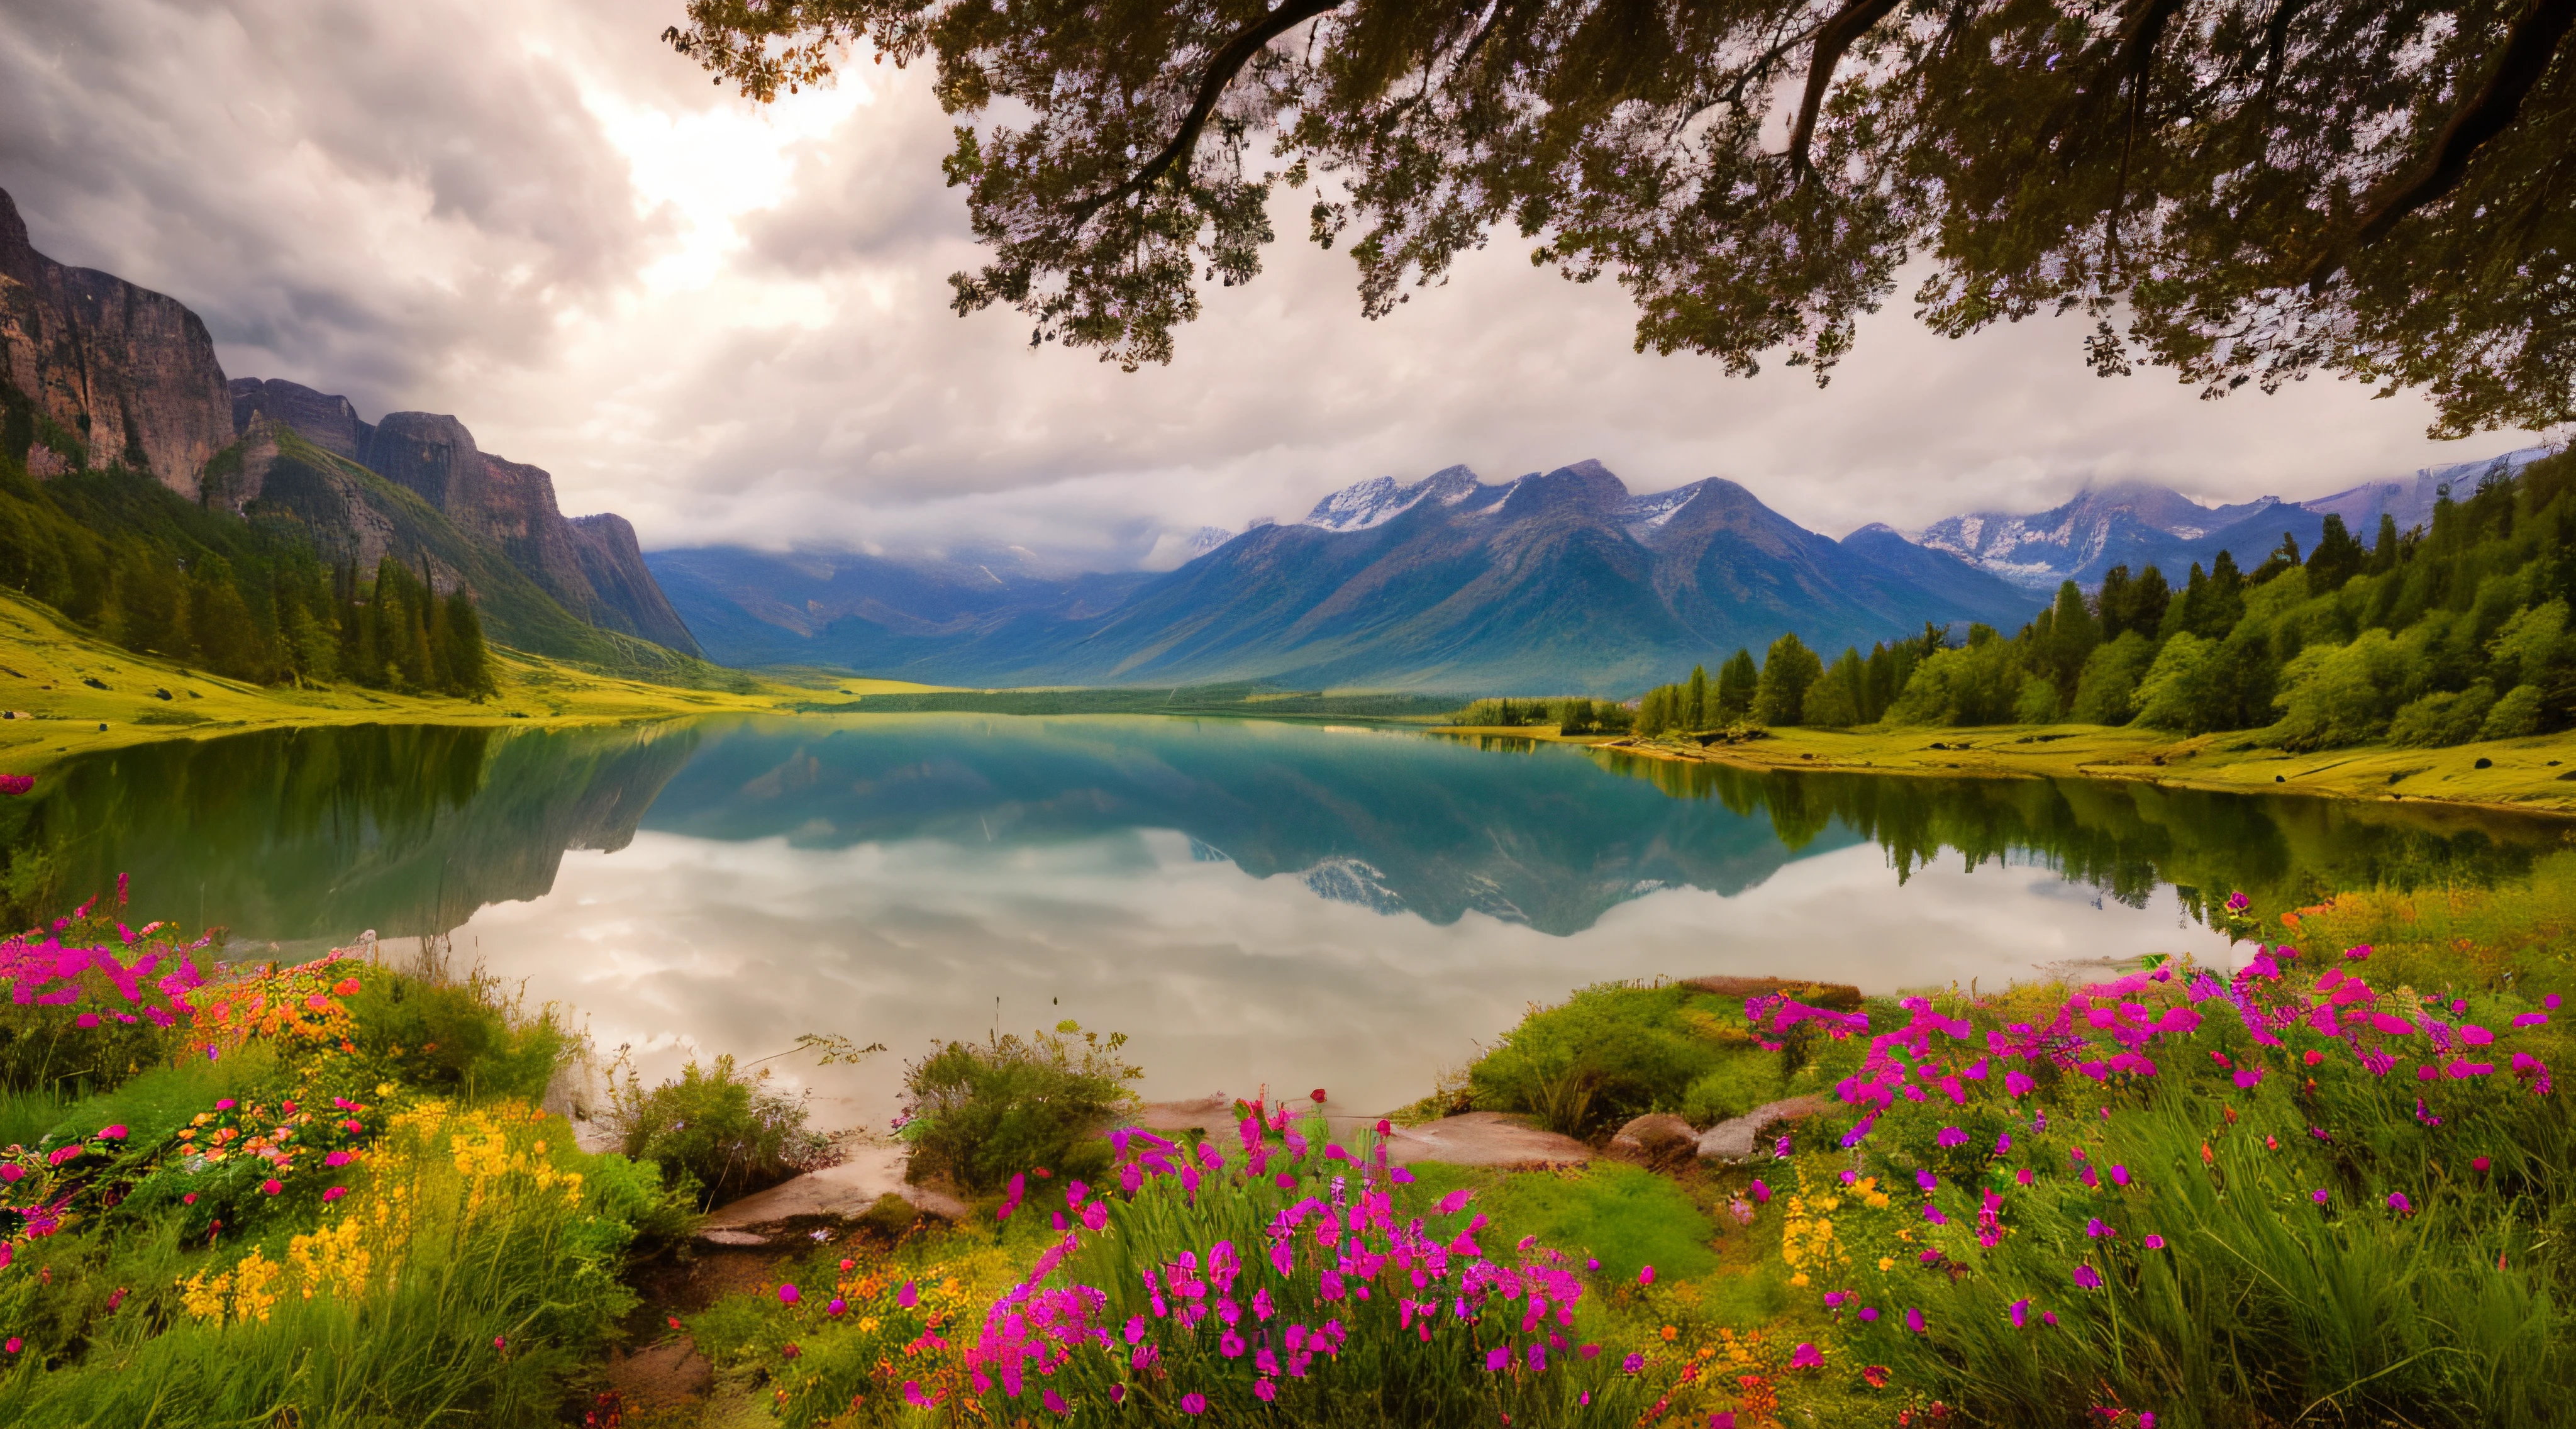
2303, 0, 2576, 289
1787, 0, 1906, 178
1070, 0, 1350, 226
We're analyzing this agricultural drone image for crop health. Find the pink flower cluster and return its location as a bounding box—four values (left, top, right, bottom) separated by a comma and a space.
965, 1099, 1614, 1418
3, 935, 207, 1027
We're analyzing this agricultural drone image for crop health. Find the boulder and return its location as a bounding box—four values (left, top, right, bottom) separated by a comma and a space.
1607, 1113, 1698, 1170
1696, 1094, 1834, 1162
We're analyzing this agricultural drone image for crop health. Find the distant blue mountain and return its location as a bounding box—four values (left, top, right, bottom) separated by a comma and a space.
1909, 448, 2550, 591
649, 460, 2037, 692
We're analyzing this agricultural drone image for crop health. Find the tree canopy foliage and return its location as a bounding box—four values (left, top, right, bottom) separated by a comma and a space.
669, 0, 2576, 431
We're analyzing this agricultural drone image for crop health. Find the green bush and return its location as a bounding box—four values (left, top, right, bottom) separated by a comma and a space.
1466, 982, 1751, 1137
899, 1021, 1141, 1194
613, 1054, 836, 1208
340, 968, 572, 1102
1678, 1052, 1784, 1127
2390, 679, 2499, 747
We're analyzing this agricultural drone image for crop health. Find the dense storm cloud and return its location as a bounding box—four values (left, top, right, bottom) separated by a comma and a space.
0, 0, 2551, 564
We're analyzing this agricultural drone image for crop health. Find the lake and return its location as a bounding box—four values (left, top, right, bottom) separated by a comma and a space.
6, 714, 2566, 1128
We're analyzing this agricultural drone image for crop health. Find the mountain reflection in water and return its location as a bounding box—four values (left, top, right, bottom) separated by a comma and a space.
3, 714, 2563, 1116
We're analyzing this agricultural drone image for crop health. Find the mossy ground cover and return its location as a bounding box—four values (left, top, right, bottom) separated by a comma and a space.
0, 587, 939, 775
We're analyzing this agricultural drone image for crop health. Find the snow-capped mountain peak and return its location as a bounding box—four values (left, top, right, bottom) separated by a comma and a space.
1302, 465, 1484, 531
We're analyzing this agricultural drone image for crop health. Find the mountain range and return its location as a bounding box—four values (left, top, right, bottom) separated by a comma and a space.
1911, 448, 2550, 591
0, 186, 699, 664
650, 461, 2042, 693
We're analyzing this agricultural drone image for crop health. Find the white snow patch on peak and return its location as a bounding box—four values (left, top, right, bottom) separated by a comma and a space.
1302, 466, 1485, 531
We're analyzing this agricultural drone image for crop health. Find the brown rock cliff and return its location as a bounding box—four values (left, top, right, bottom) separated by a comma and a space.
0, 189, 234, 494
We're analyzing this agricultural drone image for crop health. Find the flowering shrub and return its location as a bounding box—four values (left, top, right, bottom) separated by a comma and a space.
0, 874, 212, 1089
935, 1100, 1667, 1426
1758, 906, 2573, 1425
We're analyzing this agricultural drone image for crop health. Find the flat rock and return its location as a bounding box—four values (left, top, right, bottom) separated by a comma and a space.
702, 1145, 970, 1230
1382, 1113, 1589, 1168
1696, 1095, 1835, 1162
699, 1228, 770, 1247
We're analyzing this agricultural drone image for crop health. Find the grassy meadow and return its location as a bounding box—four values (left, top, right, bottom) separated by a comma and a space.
0, 588, 939, 776
1443, 718, 2576, 817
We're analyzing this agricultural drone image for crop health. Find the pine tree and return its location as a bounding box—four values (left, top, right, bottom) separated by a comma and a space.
1715, 650, 1758, 722
2306, 514, 2367, 593
444, 590, 496, 698
1684, 664, 1709, 731
1755, 633, 1823, 726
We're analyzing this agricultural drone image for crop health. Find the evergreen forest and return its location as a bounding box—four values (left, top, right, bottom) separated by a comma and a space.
1625, 453, 2576, 750
0, 428, 495, 698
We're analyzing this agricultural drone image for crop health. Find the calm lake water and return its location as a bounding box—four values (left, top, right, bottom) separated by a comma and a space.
7, 714, 2567, 1125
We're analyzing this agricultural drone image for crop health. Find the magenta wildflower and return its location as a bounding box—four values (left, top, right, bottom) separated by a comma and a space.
321, 1186, 347, 1203
2008, 1298, 2028, 1328
898, 1281, 918, 1308
828, 1298, 847, 1316
1790, 1342, 1823, 1369
1435, 1187, 1475, 1215
2110, 1165, 2131, 1187
2388, 1191, 2414, 1215
2143, 1234, 2166, 1250
778, 1283, 801, 1304
1935, 1126, 1966, 1148
1905, 1307, 1925, 1333
1638, 1265, 1655, 1287
2072, 1264, 2103, 1290
2312, 1188, 2330, 1204
1621, 1352, 1645, 1374
1485, 1345, 1509, 1372
1043, 1388, 1069, 1415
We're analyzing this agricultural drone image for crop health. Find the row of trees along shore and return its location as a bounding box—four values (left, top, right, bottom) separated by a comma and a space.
0, 455, 496, 698
1475, 455, 2576, 750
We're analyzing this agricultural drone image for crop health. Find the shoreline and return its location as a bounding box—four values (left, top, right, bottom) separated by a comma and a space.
1438, 720, 2576, 820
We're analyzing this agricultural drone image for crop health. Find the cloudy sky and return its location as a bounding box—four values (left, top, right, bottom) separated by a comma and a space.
0, 0, 2552, 567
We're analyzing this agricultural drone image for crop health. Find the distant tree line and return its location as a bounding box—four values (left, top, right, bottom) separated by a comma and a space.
1477, 453, 2576, 752
0, 444, 496, 698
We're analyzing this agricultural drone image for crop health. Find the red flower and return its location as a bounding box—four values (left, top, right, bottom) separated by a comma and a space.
1863, 1365, 1890, 1387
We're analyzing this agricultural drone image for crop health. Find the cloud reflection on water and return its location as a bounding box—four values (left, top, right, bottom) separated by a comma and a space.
459, 824, 2233, 1128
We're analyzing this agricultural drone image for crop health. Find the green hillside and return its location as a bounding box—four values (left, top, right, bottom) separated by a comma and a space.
0, 426, 743, 694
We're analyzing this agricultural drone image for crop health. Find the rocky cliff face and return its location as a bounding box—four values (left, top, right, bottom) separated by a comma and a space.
238, 381, 702, 656
0, 184, 702, 661
566, 513, 700, 655
0, 189, 234, 494
231, 377, 372, 461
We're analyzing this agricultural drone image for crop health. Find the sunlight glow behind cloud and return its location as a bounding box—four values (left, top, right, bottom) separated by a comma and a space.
0, 0, 2551, 566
